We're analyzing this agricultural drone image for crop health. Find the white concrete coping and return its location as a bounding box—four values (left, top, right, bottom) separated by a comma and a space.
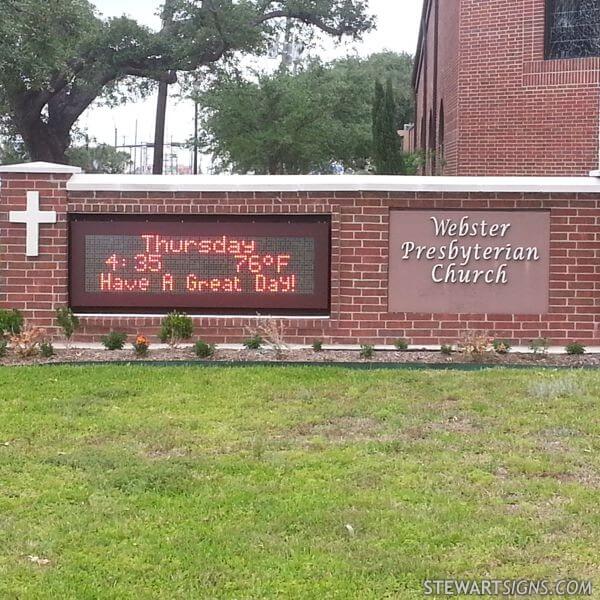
66, 174, 600, 194
590, 170, 600, 177
0, 161, 82, 174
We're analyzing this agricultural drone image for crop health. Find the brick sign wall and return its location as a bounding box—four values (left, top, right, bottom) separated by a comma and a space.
1, 166, 599, 346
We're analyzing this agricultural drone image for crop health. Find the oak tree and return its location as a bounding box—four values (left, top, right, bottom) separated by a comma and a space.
0, 0, 373, 163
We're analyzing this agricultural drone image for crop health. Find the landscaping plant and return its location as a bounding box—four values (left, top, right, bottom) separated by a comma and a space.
0, 309, 24, 338
243, 335, 264, 351
0, 339, 7, 358
101, 332, 127, 351
312, 340, 324, 353
440, 344, 453, 355
359, 344, 375, 359
159, 312, 194, 347
458, 330, 493, 360
529, 338, 550, 356
565, 342, 586, 356
194, 340, 216, 359
492, 339, 512, 355
56, 307, 80, 343
132, 335, 150, 357
40, 341, 55, 358
245, 319, 288, 358
394, 339, 409, 351
10, 327, 44, 358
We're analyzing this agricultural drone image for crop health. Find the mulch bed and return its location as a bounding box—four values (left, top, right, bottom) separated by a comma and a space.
0, 347, 597, 367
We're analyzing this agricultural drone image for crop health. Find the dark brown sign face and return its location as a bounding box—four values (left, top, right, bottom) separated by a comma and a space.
70, 215, 330, 315
389, 211, 550, 314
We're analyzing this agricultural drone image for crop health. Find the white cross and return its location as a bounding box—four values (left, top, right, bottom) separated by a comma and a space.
9, 191, 57, 257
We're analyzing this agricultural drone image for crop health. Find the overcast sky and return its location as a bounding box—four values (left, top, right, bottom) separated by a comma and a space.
81, 0, 423, 170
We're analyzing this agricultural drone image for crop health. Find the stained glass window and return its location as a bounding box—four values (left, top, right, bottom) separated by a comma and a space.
547, 0, 600, 59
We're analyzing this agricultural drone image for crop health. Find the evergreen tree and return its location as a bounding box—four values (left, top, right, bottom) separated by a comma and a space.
372, 80, 386, 172
372, 78, 404, 174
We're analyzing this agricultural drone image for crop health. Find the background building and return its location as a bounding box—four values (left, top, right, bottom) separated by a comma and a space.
413, 0, 600, 176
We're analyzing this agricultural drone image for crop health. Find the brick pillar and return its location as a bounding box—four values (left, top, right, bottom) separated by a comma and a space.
0, 162, 80, 335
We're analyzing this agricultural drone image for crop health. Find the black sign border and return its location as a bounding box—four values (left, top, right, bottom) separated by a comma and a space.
68, 214, 331, 316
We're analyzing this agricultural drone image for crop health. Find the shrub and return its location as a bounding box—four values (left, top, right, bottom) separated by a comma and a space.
243, 335, 264, 350
194, 340, 216, 358
102, 331, 127, 351
245, 320, 287, 358
440, 344, 453, 355
359, 344, 375, 359
529, 338, 549, 356
0, 309, 24, 338
132, 335, 150, 357
492, 339, 512, 355
0, 339, 7, 358
56, 307, 80, 341
394, 339, 409, 351
40, 341, 55, 358
159, 311, 194, 347
10, 327, 44, 358
565, 342, 586, 356
312, 340, 324, 352
457, 330, 493, 359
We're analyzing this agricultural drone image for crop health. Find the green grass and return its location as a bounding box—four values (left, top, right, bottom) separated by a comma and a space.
0, 366, 598, 599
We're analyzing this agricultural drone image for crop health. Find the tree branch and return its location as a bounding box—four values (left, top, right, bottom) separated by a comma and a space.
255, 10, 355, 37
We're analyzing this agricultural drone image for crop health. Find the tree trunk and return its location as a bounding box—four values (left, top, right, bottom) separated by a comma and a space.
153, 79, 169, 174
20, 119, 70, 164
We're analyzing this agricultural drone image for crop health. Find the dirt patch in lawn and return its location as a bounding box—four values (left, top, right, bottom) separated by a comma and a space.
284, 416, 391, 444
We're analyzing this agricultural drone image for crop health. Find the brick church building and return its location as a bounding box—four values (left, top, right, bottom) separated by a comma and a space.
413, 0, 600, 176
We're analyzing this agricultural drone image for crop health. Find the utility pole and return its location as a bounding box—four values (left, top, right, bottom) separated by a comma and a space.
274, 18, 304, 75
153, 77, 170, 174
193, 99, 199, 175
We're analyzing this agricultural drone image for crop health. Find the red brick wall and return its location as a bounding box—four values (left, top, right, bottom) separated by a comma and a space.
414, 0, 600, 177
414, 0, 461, 176
0, 173, 70, 335
2, 174, 599, 346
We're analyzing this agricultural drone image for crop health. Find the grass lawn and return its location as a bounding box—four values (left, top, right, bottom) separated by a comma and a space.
0, 366, 598, 599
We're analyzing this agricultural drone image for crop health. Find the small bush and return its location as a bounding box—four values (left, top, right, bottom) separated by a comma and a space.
457, 330, 493, 359
194, 340, 215, 358
10, 327, 44, 358
312, 340, 324, 353
565, 342, 586, 356
360, 344, 375, 359
0, 339, 7, 358
0, 309, 24, 338
492, 339, 512, 355
529, 338, 549, 355
243, 335, 264, 350
102, 331, 127, 351
159, 311, 194, 347
56, 307, 80, 341
440, 344, 453, 355
394, 339, 409, 351
40, 341, 55, 358
132, 335, 150, 357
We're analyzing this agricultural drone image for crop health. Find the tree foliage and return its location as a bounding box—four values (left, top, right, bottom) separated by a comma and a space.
0, 0, 373, 163
198, 52, 413, 174
66, 144, 131, 174
372, 77, 404, 174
